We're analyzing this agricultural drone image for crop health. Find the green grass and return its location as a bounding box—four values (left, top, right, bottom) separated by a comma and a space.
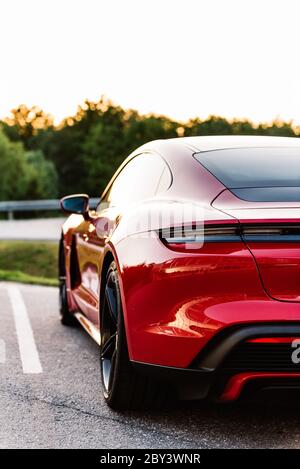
0, 241, 58, 286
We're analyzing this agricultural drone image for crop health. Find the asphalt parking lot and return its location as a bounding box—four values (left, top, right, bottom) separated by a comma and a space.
1, 281, 300, 449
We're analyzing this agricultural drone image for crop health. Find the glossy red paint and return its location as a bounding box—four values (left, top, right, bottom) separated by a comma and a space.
219, 372, 300, 402
60, 136, 300, 401
115, 234, 279, 367
213, 190, 300, 302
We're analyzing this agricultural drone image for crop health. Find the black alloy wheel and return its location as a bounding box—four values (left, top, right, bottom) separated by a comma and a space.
100, 265, 119, 395
99, 261, 172, 410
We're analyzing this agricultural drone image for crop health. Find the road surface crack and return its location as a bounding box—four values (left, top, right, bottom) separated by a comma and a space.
0, 385, 201, 448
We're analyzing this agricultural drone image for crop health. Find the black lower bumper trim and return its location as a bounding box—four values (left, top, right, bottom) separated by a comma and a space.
131, 361, 216, 400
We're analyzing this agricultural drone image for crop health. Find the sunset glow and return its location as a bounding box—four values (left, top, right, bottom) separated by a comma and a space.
1, 0, 300, 124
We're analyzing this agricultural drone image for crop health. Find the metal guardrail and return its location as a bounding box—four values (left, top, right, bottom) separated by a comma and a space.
0, 198, 99, 220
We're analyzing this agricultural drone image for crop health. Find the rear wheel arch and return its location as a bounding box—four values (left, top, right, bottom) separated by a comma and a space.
99, 253, 172, 409
100, 249, 132, 355
58, 233, 79, 286
59, 234, 68, 279
100, 251, 115, 302
64, 234, 81, 289
58, 233, 78, 327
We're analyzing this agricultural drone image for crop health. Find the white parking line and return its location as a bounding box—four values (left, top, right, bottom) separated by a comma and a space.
7, 286, 42, 374
0, 340, 5, 364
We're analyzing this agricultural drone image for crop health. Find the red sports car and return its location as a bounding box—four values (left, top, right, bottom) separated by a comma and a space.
60, 135, 300, 409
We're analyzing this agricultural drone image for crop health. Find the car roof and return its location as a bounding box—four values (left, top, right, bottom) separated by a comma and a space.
165, 135, 300, 153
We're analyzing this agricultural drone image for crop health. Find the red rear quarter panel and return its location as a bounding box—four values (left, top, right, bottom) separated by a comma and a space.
213, 190, 300, 302
113, 233, 300, 368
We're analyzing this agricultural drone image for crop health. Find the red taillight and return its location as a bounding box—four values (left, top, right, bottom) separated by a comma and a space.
242, 224, 300, 242
158, 223, 241, 249
247, 337, 300, 344
158, 222, 300, 250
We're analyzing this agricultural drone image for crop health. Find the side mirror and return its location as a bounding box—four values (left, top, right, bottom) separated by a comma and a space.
60, 194, 89, 215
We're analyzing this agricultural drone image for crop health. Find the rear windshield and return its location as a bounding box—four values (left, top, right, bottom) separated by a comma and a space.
195, 147, 300, 202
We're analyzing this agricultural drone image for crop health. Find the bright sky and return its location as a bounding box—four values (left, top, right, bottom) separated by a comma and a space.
1, 0, 300, 125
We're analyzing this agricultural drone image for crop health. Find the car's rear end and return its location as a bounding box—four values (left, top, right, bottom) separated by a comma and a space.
120, 141, 300, 403
189, 145, 300, 401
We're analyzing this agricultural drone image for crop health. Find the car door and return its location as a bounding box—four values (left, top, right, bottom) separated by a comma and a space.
73, 152, 168, 326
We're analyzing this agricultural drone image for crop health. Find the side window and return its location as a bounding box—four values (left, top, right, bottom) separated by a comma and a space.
98, 153, 170, 211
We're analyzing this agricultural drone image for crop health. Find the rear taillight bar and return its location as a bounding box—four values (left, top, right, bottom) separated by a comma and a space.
247, 337, 300, 344
158, 223, 300, 246
242, 224, 300, 242
158, 224, 240, 244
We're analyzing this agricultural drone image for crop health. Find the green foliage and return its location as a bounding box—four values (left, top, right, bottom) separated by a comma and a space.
0, 130, 30, 201
185, 116, 234, 136
0, 269, 58, 286
124, 113, 179, 151
24, 150, 58, 199
82, 120, 126, 196
1, 121, 22, 142
0, 240, 58, 286
5, 104, 53, 148
1, 96, 300, 199
0, 128, 58, 200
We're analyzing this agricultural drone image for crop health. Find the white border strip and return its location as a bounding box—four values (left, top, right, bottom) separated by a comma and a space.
7, 286, 42, 374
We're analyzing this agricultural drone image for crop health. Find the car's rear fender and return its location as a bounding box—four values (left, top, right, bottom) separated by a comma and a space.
111, 231, 289, 368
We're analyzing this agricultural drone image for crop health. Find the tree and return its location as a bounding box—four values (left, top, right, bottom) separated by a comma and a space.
40, 98, 128, 196
0, 129, 29, 201
256, 120, 296, 137
124, 112, 179, 153
81, 117, 127, 196
37, 125, 87, 197
0, 129, 58, 201
24, 150, 58, 199
81, 106, 180, 196
5, 104, 53, 148
184, 116, 234, 136
1, 96, 300, 200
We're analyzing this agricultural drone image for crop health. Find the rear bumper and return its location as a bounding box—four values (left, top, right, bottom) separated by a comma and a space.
132, 323, 300, 401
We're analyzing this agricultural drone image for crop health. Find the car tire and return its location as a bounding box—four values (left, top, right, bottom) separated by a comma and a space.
100, 261, 172, 410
